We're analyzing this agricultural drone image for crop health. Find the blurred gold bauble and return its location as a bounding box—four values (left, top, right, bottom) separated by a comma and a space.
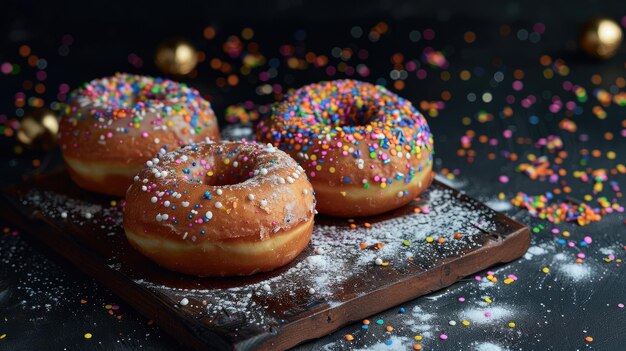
155, 38, 198, 76
580, 17, 623, 59
16, 108, 59, 150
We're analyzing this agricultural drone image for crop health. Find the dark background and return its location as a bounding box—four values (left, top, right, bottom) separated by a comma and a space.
1, 1, 625, 350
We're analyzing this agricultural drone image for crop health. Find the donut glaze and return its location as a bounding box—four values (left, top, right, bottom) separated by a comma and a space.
257, 79, 434, 217
123, 141, 316, 276
59, 73, 220, 196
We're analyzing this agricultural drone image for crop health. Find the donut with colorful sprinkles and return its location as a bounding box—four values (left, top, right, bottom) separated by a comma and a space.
123, 141, 315, 276
59, 73, 221, 196
257, 79, 434, 217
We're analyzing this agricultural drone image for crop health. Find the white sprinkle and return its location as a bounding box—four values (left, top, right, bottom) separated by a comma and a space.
278, 177, 286, 184
181, 201, 189, 207
260, 168, 268, 175
292, 172, 299, 179
151, 196, 158, 203
160, 171, 168, 178
314, 247, 325, 255
164, 200, 170, 207
133, 175, 140, 181
154, 138, 160, 144
215, 202, 222, 209
156, 214, 163, 221
262, 284, 271, 292
179, 298, 189, 306
205, 211, 213, 220
142, 178, 149, 183
84, 212, 92, 219
303, 189, 308, 195
286, 177, 294, 184
232, 161, 239, 167
375, 258, 383, 266
449, 320, 457, 326
61, 212, 68, 219
247, 194, 255, 200
162, 214, 169, 220
397, 191, 404, 198
146, 160, 153, 167
308, 288, 316, 294
216, 189, 223, 195
261, 200, 268, 207
141, 185, 147, 191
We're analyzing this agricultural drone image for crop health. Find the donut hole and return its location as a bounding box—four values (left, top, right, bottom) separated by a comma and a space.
315, 94, 380, 127
127, 91, 168, 106
205, 168, 253, 187
203, 156, 258, 187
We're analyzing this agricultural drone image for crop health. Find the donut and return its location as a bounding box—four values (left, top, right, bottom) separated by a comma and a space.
59, 73, 220, 196
257, 79, 434, 217
123, 141, 316, 276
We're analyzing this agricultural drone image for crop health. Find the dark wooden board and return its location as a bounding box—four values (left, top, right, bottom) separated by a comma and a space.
0, 170, 530, 351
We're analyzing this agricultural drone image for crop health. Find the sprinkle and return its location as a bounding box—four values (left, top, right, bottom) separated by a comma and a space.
345, 334, 354, 341
248, 194, 255, 200
205, 211, 213, 220
375, 258, 383, 265
440, 333, 448, 340
508, 322, 516, 328
215, 202, 222, 209
84, 333, 92, 339
179, 298, 189, 306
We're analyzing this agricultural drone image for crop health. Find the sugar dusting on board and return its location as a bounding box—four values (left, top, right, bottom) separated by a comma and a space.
134, 185, 496, 328
19, 182, 498, 333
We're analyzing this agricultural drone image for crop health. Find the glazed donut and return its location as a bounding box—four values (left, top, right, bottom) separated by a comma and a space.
257, 79, 434, 217
123, 141, 315, 276
59, 73, 220, 196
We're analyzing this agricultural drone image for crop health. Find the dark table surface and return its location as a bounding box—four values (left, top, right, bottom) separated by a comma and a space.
1, 1, 625, 350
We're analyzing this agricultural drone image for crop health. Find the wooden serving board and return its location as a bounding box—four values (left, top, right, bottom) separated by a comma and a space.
0, 170, 530, 351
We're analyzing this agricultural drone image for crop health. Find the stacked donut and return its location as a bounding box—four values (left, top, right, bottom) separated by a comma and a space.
62, 75, 433, 276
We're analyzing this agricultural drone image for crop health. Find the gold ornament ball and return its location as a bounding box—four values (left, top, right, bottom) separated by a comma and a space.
580, 17, 623, 59
16, 108, 59, 150
155, 38, 198, 76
